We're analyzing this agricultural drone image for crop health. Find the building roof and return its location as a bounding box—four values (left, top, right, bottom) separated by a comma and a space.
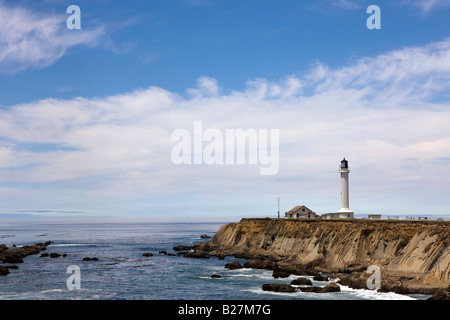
287, 206, 312, 214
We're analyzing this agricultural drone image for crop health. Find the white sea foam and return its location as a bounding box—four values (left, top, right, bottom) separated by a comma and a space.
49, 243, 97, 247
244, 287, 321, 299
243, 282, 417, 300
228, 269, 275, 280
198, 275, 223, 280
212, 266, 418, 300
40, 289, 64, 293
338, 285, 416, 300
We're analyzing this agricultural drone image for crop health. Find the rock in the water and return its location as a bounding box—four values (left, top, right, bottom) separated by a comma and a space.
142, 252, 153, 257
0, 242, 51, 273
321, 282, 341, 293
338, 275, 366, 289
184, 250, 210, 259
3, 256, 23, 264
0, 242, 50, 264
40, 253, 49, 257
243, 259, 274, 270
173, 246, 193, 251
272, 270, 290, 278
50, 253, 61, 258
225, 260, 243, 270
194, 242, 211, 251
262, 283, 296, 293
313, 274, 328, 281
0, 266, 10, 276
82, 257, 99, 261
291, 277, 313, 286
5, 265, 18, 270
211, 274, 221, 278
300, 282, 340, 293
200, 234, 211, 239
299, 286, 323, 293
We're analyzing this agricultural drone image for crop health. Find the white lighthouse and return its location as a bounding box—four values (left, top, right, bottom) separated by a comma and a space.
337, 158, 354, 219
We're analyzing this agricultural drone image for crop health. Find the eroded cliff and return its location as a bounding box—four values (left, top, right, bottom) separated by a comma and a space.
199, 218, 449, 292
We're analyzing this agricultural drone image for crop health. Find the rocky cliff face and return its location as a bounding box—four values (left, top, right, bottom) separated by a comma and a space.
200, 218, 449, 292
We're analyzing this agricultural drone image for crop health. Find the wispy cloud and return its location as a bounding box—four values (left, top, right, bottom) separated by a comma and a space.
419, 0, 450, 11
402, 0, 450, 12
307, 39, 450, 100
0, 38, 450, 214
331, 0, 361, 10
0, 4, 104, 74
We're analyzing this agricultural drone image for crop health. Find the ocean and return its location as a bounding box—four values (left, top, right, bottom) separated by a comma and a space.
0, 221, 425, 300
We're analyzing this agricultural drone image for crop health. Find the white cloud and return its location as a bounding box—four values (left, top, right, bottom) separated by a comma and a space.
412, 0, 450, 12
331, 0, 361, 10
1, 38, 450, 216
0, 4, 104, 74
186, 76, 220, 97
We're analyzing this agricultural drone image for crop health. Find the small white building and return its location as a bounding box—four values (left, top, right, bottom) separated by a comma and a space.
285, 206, 318, 219
368, 214, 382, 220
322, 212, 353, 220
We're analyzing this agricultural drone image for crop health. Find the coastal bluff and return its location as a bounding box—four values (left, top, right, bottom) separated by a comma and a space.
195, 218, 450, 293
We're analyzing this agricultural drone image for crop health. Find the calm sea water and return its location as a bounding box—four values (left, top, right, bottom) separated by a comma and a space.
0, 221, 423, 300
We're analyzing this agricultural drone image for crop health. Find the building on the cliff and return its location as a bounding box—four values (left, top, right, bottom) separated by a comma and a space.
336, 158, 354, 219
368, 214, 381, 220
285, 206, 318, 219
321, 212, 353, 219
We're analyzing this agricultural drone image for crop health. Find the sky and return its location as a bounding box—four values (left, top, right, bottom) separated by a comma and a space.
0, 0, 449, 221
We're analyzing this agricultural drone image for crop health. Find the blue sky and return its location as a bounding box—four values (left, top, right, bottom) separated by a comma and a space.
0, 0, 449, 221
2, 0, 449, 104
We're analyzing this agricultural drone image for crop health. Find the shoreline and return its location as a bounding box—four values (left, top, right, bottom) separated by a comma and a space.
1, 220, 448, 300
192, 218, 450, 298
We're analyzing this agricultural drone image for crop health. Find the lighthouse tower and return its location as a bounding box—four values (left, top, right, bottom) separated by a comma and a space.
337, 158, 354, 219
